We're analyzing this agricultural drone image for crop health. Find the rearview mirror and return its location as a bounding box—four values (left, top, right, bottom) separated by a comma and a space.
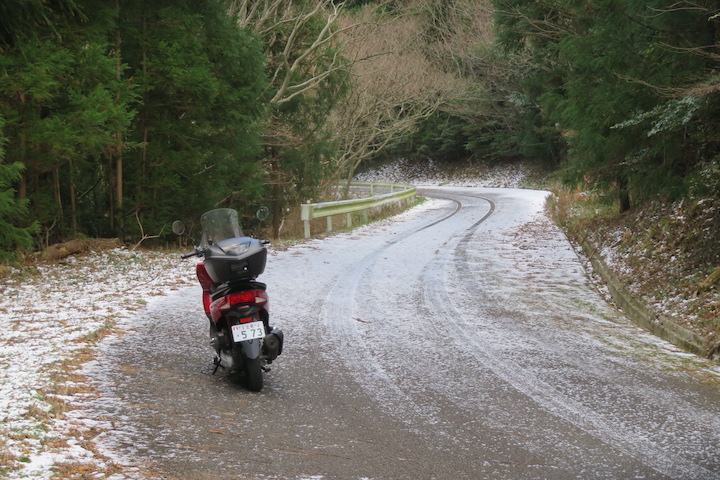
172, 220, 185, 235
256, 206, 270, 222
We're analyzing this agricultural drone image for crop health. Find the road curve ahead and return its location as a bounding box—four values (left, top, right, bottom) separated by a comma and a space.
82, 187, 720, 480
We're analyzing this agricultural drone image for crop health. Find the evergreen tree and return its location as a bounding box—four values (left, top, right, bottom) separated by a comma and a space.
0, 0, 133, 243
0, 116, 37, 258
118, 0, 268, 237
0, 0, 268, 250
492, 0, 720, 209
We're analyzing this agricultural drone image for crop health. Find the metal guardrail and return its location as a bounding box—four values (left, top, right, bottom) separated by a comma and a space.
300, 182, 416, 238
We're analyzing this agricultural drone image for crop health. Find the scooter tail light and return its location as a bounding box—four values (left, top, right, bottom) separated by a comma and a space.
255, 289, 269, 309
226, 289, 268, 308
226, 290, 255, 306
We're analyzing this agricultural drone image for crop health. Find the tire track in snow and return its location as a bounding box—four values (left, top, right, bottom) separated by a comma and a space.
317, 196, 470, 435
421, 190, 718, 479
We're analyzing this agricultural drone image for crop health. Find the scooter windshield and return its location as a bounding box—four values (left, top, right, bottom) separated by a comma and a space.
200, 208, 244, 246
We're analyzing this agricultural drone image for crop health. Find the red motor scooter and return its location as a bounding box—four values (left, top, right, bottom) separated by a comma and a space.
173, 208, 283, 391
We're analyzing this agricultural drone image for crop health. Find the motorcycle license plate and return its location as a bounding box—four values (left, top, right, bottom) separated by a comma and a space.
231, 321, 265, 342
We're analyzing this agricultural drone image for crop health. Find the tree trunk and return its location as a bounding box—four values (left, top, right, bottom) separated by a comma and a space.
18, 175, 26, 200
108, 156, 115, 230
270, 156, 283, 240
116, 151, 123, 212
69, 160, 77, 233
114, 1, 124, 230
618, 176, 631, 213
52, 167, 64, 234
17, 132, 28, 201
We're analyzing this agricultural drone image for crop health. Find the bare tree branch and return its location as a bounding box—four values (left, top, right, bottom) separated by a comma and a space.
327, 5, 464, 184
131, 212, 163, 251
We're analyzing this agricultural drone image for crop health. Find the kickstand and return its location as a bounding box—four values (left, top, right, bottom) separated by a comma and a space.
212, 356, 225, 375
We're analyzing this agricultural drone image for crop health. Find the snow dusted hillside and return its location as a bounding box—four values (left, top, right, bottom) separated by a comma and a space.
354, 158, 535, 188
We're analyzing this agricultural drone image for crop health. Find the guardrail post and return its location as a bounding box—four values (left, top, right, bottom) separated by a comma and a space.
346, 213, 352, 228
326, 216, 333, 233
301, 204, 311, 238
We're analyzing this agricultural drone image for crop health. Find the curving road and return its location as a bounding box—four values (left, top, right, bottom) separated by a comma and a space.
82, 187, 720, 480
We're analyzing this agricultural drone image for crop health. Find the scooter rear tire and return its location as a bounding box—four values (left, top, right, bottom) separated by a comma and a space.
245, 357, 263, 392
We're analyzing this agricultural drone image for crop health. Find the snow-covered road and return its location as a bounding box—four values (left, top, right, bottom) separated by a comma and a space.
8, 186, 717, 479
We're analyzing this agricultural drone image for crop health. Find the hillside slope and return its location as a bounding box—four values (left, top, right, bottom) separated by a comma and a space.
559, 195, 720, 358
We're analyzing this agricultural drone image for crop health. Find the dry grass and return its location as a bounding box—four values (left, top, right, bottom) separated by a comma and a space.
54, 452, 125, 480
1, 441, 19, 470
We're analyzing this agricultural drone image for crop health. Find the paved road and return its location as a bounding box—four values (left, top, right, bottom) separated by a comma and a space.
83, 187, 720, 479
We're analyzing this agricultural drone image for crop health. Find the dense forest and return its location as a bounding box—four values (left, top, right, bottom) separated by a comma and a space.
1, 0, 719, 258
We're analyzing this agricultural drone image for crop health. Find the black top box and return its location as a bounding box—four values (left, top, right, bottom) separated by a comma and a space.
202, 236, 267, 283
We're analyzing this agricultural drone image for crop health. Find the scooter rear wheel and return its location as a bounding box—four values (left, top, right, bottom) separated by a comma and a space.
245, 357, 263, 392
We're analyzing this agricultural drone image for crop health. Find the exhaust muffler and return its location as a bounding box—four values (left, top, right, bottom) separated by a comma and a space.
263, 328, 284, 360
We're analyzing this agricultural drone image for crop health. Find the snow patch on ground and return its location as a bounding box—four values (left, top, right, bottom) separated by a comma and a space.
0, 249, 196, 478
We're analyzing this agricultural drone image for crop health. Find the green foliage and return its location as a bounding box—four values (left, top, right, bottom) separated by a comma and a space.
390, 110, 470, 162
0, 116, 37, 259
0, 0, 269, 254
688, 157, 720, 199
492, 0, 720, 210
118, 0, 267, 237
0, 0, 134, 242
0, 0, 85, 46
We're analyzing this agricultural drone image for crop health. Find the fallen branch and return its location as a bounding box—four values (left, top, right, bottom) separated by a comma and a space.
131, 212, 165, 251
43, 238, 122, 261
